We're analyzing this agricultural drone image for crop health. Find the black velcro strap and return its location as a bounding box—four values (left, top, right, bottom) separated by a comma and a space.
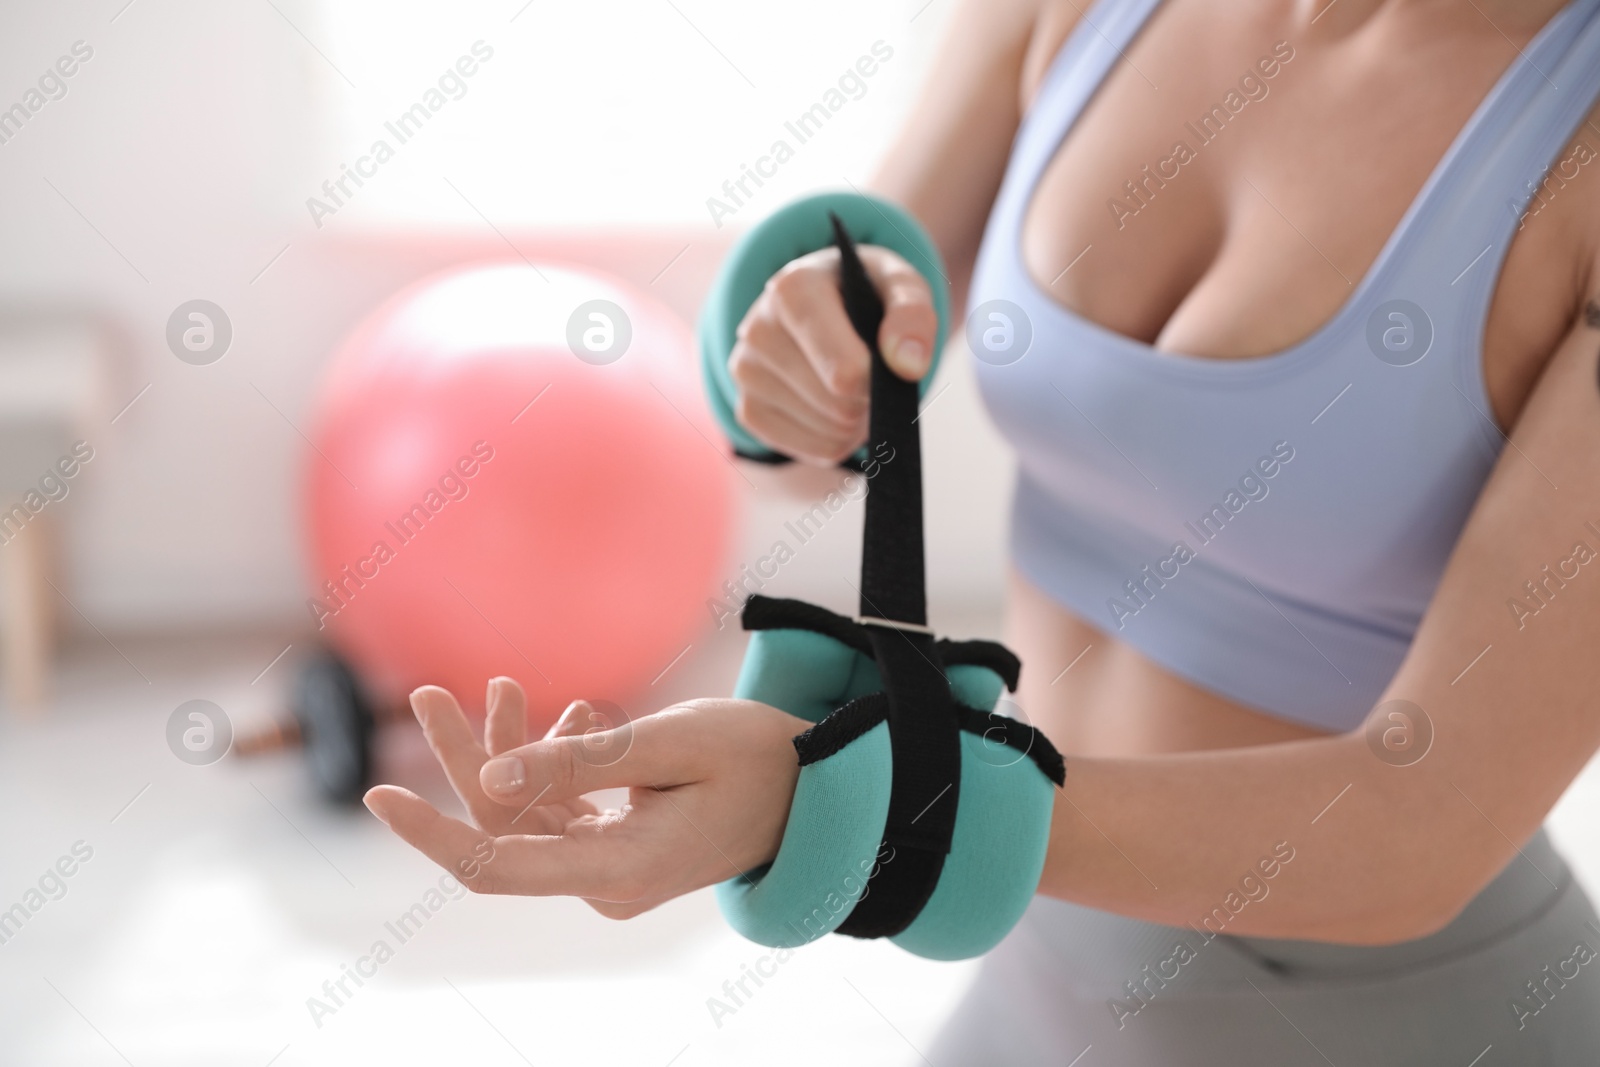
833, 626, 961, 939
834, 847, 947, 940
838, 218, 927, 630
792, 694, 1065, 789
829, 216, 961, 939
870, 629, 962, 858
740, 593, 1023, 694
830, 698, 1065, 942
733, 444, 869, 474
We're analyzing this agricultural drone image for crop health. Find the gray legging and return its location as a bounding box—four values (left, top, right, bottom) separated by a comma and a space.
929, 829, 1600, 1065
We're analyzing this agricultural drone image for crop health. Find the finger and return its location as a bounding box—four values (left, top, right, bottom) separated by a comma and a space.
479, 707, 703, 808
506, 793, 601, 835
738, 392, 865, 466
863, 248, 938, 382
767, 259, 873, 402
363, 785, 503, 889
542, 698, 591, 742
732, 349, 866, 447
364, 783, 426, 827
733, 315, 865, 432
366, 785, 643, 900
494, 750, 603, 833
731, 338, 866, 442
409, 686, 500, 828
500, 700, 601, 834
484, 676, 527, 757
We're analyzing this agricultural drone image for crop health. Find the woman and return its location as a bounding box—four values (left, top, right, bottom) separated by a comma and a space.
365, 0, 1600, 1060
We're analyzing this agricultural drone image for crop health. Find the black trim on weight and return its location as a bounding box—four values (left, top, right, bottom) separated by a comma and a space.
731, 445, 869, 474
792, 691, 889, 766
792, 696, 1063, 785
956, 705, 1067, 787
937, 639, 1021, 693
742, 595, 874, 657
731, 446, 789, 465
741, 593, 1023, 693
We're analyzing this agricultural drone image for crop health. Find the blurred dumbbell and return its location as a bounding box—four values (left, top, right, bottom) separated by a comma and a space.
233, 651, 382, 804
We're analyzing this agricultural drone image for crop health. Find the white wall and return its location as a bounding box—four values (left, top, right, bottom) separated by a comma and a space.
0, 0, 1014, 637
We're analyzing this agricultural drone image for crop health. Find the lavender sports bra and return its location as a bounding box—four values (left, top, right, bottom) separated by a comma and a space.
967, 0, 1600, 731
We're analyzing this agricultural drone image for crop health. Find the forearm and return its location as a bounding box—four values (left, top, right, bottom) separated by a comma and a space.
1039, 731, 1507, 945
870, 154, 1007, 329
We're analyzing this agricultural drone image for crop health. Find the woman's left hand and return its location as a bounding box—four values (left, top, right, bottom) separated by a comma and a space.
363, 677, 808, 919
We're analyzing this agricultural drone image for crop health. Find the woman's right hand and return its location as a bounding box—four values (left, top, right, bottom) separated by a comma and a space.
729, 244, 939, 466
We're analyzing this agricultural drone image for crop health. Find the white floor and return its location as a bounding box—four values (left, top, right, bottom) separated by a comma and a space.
0, 624, 980, 1067
4, 625, 1600, 1067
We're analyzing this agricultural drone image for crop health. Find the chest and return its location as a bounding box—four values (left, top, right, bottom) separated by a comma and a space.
1018, 0, 1592, 432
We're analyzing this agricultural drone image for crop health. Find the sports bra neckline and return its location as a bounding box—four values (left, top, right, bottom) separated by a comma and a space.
1008, 0, 1586, 378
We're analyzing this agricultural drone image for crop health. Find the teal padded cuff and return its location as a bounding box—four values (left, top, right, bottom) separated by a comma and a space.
890, 730, 1056, 960
731, 628, 884, 725
721, 622, 1058, 960
714, 717, 892, 948
698, 191, 951, 462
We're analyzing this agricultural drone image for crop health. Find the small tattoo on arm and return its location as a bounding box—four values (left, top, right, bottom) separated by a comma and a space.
1590, 300, 1600, 393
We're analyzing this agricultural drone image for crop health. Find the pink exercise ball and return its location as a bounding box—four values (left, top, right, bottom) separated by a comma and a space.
303, 261, 736, 729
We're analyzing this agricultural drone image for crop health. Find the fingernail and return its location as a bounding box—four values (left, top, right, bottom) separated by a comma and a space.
363, 797, 390, 825
482, 756, 526, 794
888, 338, 926, 377
546, 699, 591, 739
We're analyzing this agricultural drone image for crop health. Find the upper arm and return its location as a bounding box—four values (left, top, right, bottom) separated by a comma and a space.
1371, 249, 1600, 914
869, 0, 1063, 307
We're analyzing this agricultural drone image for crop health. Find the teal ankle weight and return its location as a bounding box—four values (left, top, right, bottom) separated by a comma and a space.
701, 201, 1065, 962
698, 191, 953, 467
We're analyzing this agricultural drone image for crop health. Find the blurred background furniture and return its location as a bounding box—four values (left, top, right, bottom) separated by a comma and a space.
0, 316, 106, 709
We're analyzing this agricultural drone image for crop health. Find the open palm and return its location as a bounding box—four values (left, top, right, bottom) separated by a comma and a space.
364, 677, 807, 919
